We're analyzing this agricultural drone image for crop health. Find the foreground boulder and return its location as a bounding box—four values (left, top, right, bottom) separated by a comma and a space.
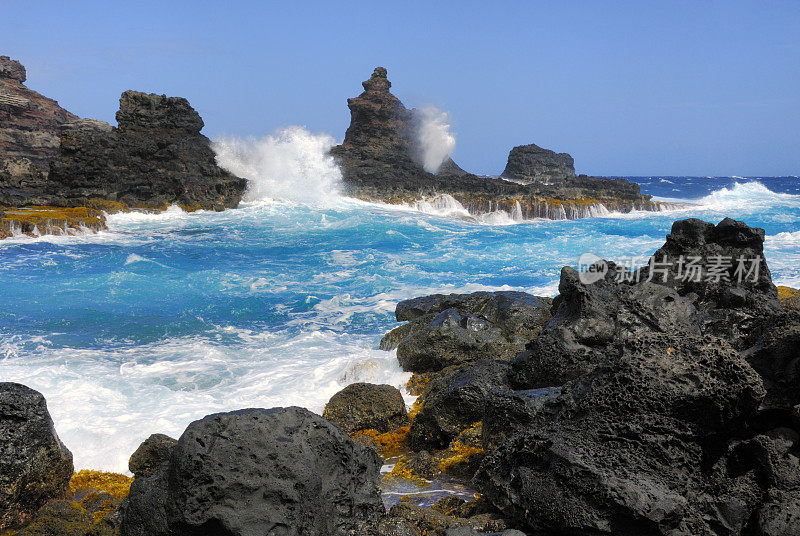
640, 217, 781, 348
120, 406, 384, 536
323, 382, 409, 434
47, 90, 246, 210
0, 383, 74, 531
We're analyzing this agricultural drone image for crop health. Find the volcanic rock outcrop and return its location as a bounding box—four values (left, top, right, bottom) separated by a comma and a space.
501, 143, 575, 184
47, 90, 246, 211
0, 383, 74, 531
332, 67, 662, 219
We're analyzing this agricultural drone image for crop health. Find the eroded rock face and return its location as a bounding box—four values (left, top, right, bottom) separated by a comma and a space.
477, 334, 767, 536
640, 217, 781, 348
0, 56, 78, 177
0, 383, 74, 531
120, 407, 384, 536
501, 143, 575, 184
47, 90, 246, 210
323, 382, 410, 434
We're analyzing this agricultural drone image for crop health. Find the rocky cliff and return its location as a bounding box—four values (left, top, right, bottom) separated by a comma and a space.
46, 91, 246, 211
331, 67, 664, 220
0, 56, 78, 175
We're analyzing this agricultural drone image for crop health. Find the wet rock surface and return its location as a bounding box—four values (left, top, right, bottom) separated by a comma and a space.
323, 382, 410, 434
120, 406, 384, 536
0, 383, 74, 531
127, 433, 177, 479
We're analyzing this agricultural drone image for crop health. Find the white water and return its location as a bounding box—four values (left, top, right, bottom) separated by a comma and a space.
414, 106, 456, 173
213, 126, 343, 205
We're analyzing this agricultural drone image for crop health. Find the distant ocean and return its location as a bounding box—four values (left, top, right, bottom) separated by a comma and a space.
1, 170, 798, 473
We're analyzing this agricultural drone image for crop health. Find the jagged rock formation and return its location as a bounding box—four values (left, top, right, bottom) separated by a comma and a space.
501, 143, 575, 184
47, 91, 246, 210
0, 56, 78, 175
331, 67, 663, 220
376, 218, 800, 535
0, 383, 74, 531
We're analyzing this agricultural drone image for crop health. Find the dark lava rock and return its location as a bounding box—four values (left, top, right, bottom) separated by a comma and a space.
331, 68, 659, 219
0, 157, 55, 207
510, 265, 700, 389
476, 333, 767, 535
639, 217, 781, 348
120, 406, 383, 536
0, 56, 79, 178
47, 90, 246, 210
127, 433, 177, 479
481, 388, 561, 451
397, 309, 512, 373
323, 382, 409, 434
409, 360, 511, 450
395, 291, 552, 348
501, 143, 576, 184
743, 310, 800, 410
0, 382, 74, 531
388, 291, 552, 373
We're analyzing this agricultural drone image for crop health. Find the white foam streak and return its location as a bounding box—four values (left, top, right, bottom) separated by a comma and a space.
414, 106, 456, 173
213, 126, 343, 205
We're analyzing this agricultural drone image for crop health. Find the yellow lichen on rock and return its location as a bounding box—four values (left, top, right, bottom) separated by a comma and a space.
778, 286, 800, 310
383, 456, 430, 486
70, 470, 132, 499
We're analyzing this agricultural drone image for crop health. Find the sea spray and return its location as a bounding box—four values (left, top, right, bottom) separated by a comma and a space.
213, 126, 343, 205
413, 106, 456, 173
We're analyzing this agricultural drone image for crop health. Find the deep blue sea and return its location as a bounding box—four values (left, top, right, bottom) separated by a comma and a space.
1, 167, 799, 473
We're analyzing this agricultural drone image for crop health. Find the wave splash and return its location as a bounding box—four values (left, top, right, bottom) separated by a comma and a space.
413, 106, 456, 173
213, 127, 343, 205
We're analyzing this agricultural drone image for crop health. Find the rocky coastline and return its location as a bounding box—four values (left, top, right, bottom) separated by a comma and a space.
2, 57, 679, 240
3, 216, 799, 535
0, 56, 246, 239
331, 68, 670, 220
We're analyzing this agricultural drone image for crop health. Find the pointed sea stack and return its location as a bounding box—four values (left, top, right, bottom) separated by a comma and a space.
332, 67, 664, 220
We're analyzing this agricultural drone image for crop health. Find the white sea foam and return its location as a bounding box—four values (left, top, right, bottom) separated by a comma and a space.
0, 329, 411, 472
213, 126, 343, 205
413, 106, 456, 173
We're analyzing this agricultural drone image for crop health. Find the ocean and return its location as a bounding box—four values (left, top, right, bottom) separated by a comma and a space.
1, 147, 798, 473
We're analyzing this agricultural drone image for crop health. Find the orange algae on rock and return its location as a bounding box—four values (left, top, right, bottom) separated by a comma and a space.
352, 426, 410, 458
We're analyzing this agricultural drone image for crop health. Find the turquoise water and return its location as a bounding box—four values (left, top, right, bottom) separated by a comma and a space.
1, 177, 799, 472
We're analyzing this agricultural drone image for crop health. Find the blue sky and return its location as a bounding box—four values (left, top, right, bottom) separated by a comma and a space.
2, 1, 798, 176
